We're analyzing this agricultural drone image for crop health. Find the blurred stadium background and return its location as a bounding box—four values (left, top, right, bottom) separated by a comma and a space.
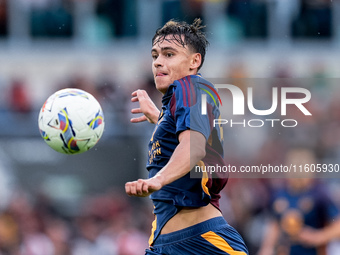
0, 0, 340, 254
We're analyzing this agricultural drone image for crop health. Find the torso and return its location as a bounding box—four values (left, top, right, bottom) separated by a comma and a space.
161, 203, 222, 234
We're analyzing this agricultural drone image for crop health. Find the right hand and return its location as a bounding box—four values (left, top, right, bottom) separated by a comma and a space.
125, 175, 163, 197
130, 89, 160, 124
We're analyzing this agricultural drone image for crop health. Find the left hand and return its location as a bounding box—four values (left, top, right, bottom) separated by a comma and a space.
130, 89, 160, 124
125, 176, 163, 197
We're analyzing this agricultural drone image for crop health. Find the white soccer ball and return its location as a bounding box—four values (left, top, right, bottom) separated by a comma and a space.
38, 88, 105, 154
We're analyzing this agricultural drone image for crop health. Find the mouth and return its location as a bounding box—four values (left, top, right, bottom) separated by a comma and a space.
156, 72, 168, 77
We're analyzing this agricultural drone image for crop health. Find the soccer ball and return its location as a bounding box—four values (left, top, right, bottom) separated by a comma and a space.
38, 88, 105, 154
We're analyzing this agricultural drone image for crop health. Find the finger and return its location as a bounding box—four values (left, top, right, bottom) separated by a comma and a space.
131, 96, 139, 102
128, 181, 137, 196
136, 179, 145, 196
142, 182, 150, 194
132, 89, 147, 98
131, 116, 147, 123
125, 182, 132, 196
131, 90, 138, 97
136, 89, 149, 100
131, 108, 142, 114
132, 89, 145, 102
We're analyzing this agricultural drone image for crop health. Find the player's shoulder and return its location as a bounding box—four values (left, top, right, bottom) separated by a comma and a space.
173, 74, 212, 88
171, 74, 221, 107
171, 74, 204, 107
172, 74, 216, 97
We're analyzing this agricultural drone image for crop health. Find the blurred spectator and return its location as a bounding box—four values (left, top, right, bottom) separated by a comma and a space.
258, 148, 340, 255
72, 214, 116, 255
315, 90, 340, 160
2, 192, 54, 255
0, 212, 21, 255
65, 75, 96, 93
116, 229, 149, 255
223, 178, 270, 254
71, 190, 150, 255
8, 79, 32, 113
45, 218, 72, 255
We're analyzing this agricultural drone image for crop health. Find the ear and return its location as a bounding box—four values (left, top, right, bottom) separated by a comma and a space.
189, 53, 202, 71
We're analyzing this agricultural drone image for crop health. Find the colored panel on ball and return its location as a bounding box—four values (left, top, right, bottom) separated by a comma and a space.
67, 137, 80, 152
88, 111, 104, 130
58, 108, 80, 153
58, 110, 69, 132
40, 130, 50, 141
57, 90, 89, 99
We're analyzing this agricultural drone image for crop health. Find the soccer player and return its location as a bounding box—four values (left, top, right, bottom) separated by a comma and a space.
258, 148, 340, 255
125, 19, 248, 255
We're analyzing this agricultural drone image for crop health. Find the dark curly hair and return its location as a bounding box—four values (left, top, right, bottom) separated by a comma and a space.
152, 18, 209, 70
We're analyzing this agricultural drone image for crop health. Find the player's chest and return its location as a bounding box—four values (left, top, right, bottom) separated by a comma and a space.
150, 108, 176, 141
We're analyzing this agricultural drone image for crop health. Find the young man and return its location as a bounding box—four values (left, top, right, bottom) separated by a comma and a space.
125, 19, 248, 255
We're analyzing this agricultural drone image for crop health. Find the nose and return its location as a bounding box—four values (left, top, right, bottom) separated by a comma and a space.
153, 55, 163, 68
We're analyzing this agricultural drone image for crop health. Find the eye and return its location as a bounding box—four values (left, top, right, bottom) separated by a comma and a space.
152, 54, 158, 60
166, 52, 174, 57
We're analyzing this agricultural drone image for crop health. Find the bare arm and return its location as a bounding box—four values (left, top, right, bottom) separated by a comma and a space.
125, 129, 206, 197
297, 217, 340, 247
130, 89, 160, 124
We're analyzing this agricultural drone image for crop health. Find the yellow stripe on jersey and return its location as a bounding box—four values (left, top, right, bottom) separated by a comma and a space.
149, 215, 157, 246
150, 111, 164, 142
197, 161, 210, 196
201, 231, 247, 255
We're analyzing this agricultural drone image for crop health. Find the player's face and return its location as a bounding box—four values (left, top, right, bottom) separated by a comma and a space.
151, 35, 200, 94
